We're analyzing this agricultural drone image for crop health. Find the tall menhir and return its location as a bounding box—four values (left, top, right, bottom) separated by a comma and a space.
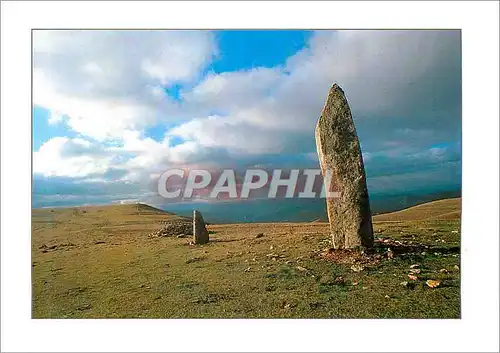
315, 84, 374, 249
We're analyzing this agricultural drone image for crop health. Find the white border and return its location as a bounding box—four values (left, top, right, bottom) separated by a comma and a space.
1, 1, 499, 352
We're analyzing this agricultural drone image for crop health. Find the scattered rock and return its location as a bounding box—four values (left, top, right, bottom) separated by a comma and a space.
408, 274, 418, 281
149, 220, 192, 238
410, 264, 420, 269
400, 281, 409, 287
351, 264, 364, 272
296, 266, 309, 273
244, 267, 251, 272
384, 295, 391, 299
281, 301, 294, 310
454, 265, 460, 270
94, 241, 105, 245
426, 279, 441, 288
193, 210, 209, 244
314, 84, 374, 249
409, 268, 421, 274
439, 268, 449, 274
255, 233, 264, 239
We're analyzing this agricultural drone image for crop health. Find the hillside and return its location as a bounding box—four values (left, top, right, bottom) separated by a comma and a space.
32, 198, 461, 319
373, 198, 461, 222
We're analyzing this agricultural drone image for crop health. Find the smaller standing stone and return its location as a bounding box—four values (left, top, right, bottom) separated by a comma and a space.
193, 210, 209, 244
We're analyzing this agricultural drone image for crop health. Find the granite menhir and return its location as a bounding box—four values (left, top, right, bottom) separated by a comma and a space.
315, 84, 373, 249
193, 210, 209, 244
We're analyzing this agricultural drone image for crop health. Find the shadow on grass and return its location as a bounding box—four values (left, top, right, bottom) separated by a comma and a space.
373, 243, 460, 256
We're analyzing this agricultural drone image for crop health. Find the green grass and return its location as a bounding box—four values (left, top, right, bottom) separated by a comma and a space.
32, 199, 461, 318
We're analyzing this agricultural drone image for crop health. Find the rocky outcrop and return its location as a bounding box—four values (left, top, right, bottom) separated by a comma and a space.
148, 220, 192, 238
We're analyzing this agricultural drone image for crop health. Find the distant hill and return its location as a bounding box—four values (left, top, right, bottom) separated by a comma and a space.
373, 198, 461, 222
157, 190, 461, 223
33, 197, 461, 225
32, 203, 190, 226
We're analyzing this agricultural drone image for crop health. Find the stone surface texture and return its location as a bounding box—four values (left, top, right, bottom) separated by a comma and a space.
193, 210, 209, 244
315, 84, 373, 249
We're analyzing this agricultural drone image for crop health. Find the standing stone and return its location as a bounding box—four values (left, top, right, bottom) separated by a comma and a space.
315, 84, 373, 249
193, 210, 209, 244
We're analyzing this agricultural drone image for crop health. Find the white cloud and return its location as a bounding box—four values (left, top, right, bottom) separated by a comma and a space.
33, 30, 216, 140
33, 30, 461, 185
175, 30, 460, 158
167, 115, 289, 154
33, 137, 113, 177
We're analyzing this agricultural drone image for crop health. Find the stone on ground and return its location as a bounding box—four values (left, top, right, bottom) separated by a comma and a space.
148, 220, 192, 238
315, 83, 373, 249
193, 210, 209, 244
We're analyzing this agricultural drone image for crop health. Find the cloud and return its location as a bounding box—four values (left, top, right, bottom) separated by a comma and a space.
33, 30, 216, 140
47, 111, 65, 125
172, 30, 461, 160
33, 137, 114, 177
33, 30, 461, 198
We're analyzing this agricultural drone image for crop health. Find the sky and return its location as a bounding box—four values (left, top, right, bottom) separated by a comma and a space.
32, 30, 461, 208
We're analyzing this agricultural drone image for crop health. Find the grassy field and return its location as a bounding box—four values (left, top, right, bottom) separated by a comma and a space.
32, 198, 461, 318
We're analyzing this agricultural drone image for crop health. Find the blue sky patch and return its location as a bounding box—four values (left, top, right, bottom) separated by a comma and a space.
210, 30, 312, 73
32, 106, 77, 151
